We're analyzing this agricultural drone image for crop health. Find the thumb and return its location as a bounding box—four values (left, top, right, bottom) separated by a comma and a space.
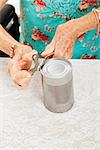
41, 39, 55, 58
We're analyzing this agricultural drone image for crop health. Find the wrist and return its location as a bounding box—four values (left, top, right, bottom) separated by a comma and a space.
10, 43, 22, 58
10, 43, 33, 58
76, 11, 98, 37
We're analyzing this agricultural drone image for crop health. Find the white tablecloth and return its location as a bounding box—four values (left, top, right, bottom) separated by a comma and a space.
0, 58, 100, 150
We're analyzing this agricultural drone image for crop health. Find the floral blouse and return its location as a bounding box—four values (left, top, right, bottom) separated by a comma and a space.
20, 0, 100, 59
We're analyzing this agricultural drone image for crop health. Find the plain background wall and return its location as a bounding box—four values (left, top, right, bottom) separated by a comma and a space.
7, 0, 20, 15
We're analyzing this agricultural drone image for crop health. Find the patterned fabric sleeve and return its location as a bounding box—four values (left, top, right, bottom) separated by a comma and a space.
96, 0, 100, 5
79, 0, 99, 12
87, 0, 100, 5
20, 0, 100, 59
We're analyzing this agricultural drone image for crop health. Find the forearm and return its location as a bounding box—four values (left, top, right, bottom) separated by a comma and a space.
0, 25, 19, 56
77, 8, 99, 36
0, 0, 8, 9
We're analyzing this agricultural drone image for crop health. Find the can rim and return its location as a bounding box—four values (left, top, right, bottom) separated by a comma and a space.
40, 58, 72, 79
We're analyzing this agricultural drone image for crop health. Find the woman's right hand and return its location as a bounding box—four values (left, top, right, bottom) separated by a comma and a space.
8, 44, 37, 88
42, 19, 79, 59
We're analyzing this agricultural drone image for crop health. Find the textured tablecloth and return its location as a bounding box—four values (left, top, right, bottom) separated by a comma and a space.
0, 58, 100, 150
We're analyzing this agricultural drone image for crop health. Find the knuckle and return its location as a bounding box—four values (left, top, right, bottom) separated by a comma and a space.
46, 44, 51, 49
57, 25, 62, 31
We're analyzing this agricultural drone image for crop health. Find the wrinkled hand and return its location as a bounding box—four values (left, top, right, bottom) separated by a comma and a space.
42, 19, 80, 59
8, 44, 37, 88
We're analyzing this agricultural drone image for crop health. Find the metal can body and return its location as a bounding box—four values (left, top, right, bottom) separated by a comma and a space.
41, 58, 74, 113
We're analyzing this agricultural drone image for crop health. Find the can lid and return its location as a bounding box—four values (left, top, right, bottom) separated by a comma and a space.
41, 58, 72, 86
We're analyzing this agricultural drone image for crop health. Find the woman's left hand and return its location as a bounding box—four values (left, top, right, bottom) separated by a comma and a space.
8, 44, 37, 88
42, 19, 80, 59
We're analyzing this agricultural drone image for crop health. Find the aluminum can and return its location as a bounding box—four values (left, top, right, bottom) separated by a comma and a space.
40, 58, 74, 113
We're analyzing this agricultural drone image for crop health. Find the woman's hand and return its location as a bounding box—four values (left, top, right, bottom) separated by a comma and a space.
42, 19, 80, 59
8, 44, 37, 88
42, 9, 97, 59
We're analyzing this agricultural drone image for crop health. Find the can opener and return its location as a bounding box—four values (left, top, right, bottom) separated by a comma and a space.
30, 51, 54, 75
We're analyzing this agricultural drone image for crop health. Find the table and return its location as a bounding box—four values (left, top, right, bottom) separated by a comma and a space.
0, 58, 100, 150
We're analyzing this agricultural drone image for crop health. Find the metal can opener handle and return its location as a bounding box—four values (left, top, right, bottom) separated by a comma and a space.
30, 51, 55, 75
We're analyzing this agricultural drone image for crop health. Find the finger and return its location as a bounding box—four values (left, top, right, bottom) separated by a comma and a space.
41, 40, 55, 58
41, 30, 59, 57
54, 39, 70, 58
42, 25, 63, 58
13, 70, 32, 88
8, 59, 21, 79
22, 50, 37, 62
64, 43, 74, 59
21, 51, 37, 70
54, 41, 65, 58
